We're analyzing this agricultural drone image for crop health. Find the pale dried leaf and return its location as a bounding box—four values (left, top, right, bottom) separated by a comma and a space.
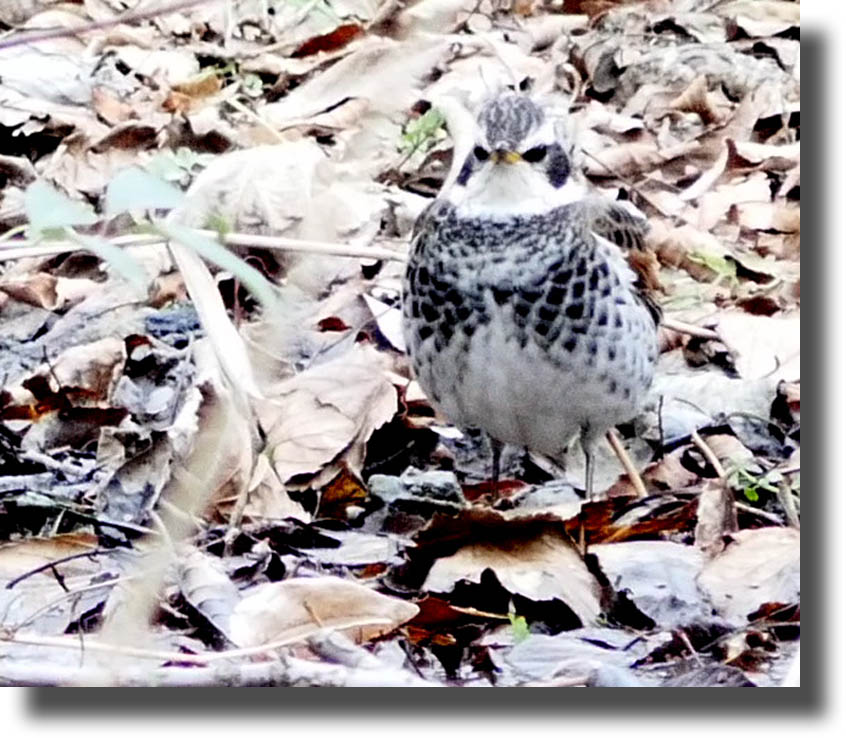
264, 344, 397, 484
698, 527, 799, 625
424, 532, 601, 624
592, 541, 709, 628
229, 576, 418, 648
177, 547, 241, 637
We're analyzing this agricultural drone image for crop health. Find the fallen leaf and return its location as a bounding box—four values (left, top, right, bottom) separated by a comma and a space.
698, 527, 799, 625
229, 576, 418, 648
263, 344, 397, 484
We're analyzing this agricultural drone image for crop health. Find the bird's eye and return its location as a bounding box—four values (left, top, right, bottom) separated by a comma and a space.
473, 146, 490, 161
522, 145, 548, 162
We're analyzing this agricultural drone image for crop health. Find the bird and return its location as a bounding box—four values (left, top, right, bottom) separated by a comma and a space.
401, 92, 660, 499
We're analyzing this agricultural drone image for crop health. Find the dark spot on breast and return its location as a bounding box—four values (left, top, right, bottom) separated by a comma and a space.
443, 308, 455, 323
609, 380, 617, 394
576, 259, 588, 277
421, 302, 438, 322
588, 340, 598, 356
462, 322, 476, 337
439, 322, 454, 342
520, 288, 544, 304
597, 308, 608, 326
492, 287, 511, 305
430, 290, 445, 306
589, 268, 601, 289
418, 325, 433, 341
597, 263, 609, 278
515, 302, 532, 318
565, 302, 584, 320
553, 268, 573, 285
411, 301, 421, 319
547, 286, 566, 305
538, 305, 558, 322
417, 267, 430, 286
571, 281, 585, 299
445, 288, 462, 305
614, 314, 623, 328
608, 346, 616, 361
623, 387, 631, 399
432, 275, 450, 292
564, 337, 577, 352
457, 305, 472, 321
535, 321, 551, 337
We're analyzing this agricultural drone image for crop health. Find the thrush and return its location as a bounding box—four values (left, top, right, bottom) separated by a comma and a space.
402, 93, 659, 498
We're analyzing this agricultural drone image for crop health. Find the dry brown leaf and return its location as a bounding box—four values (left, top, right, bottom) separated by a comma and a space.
0, 272, 58, 309
698, 527, 799, 625
717, 0, 800, 37
592, 541, 708, 628
230, 453, 311, 524
715, 311, 799, 381
262, 344, 397, 484
423, 532, 600, 625
229, 576, 418, 648
0, 532, 99, 582
177, 547, 241, 637
694, 480, 739, 558
584, 142, 698, 179
731, 202, 799, 233
668, 75, 723, 126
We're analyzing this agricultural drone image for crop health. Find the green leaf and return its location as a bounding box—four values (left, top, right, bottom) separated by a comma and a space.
508, 612, 531, 644
105, 168, 184, 216
400, 107, 446, 155
69, 231, 149, 294
743, 486, 760, 503
159, 222, 278, 309
25, 180, 98, 234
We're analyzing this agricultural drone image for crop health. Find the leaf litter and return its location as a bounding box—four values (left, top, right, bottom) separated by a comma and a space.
0, 0, 799, 687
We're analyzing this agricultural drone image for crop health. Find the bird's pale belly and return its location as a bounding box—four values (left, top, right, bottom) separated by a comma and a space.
411, 312, 647, 456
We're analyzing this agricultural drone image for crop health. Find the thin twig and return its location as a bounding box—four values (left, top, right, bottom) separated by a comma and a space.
662, 317, 722, 341
0, 230, 405, 263
606, 428, 648, 499
0, 0, 213, 51
733, 501, 785, 525
5, 549, 116, 590
691, 430, 726, 478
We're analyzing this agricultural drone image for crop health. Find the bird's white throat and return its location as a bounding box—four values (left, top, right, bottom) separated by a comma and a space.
446, 161, 586, 219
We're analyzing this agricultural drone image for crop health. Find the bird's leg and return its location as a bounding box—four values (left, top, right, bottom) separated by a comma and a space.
580, 426, 596, 501
490, 436, 504, 486
583, 446, 595, 501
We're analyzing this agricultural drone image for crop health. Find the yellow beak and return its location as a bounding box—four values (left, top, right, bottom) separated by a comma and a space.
492, 150, 521, 165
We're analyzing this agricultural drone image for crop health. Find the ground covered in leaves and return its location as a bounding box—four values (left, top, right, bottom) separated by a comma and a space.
0, 0, 799, 687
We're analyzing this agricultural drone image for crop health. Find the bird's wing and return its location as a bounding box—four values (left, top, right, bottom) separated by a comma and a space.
582, 200, 663, 327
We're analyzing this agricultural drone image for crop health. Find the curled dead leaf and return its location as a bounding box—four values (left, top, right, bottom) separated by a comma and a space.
229, 576, 418, 648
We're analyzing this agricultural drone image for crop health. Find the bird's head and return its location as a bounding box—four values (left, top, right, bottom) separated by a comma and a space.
447, 93, 582, 218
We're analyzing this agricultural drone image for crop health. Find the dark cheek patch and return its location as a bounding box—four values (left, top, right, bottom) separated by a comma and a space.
456, 154, 475, 186
545, 143, 570, 188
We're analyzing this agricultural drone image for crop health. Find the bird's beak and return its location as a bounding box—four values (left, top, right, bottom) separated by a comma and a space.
492, 149, 521, 165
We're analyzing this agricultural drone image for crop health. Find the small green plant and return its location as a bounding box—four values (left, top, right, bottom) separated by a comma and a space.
399, 107, 446, 157
728, 465, 781, 503
145, 147, 213, 187
508, 611, 531, 644
687, 249, 739, 287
